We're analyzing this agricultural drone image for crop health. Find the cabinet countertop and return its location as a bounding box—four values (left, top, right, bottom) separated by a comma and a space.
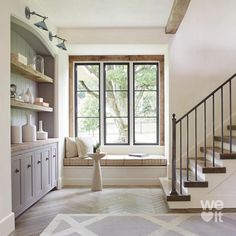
11, 138, 59, 153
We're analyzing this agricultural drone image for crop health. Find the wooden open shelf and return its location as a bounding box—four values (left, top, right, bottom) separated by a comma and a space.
11, 58, 53, 83
11, 100, 53, 112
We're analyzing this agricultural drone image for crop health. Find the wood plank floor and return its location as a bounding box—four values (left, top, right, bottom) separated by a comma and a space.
10, 187, 169, 236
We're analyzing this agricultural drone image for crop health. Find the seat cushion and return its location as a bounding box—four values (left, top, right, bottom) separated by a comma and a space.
64, 155, 167, 166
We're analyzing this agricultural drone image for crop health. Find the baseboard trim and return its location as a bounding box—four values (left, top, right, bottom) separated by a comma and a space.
57, 177, 63, 189
63, 177, 160, 186
0, 212, 15, 236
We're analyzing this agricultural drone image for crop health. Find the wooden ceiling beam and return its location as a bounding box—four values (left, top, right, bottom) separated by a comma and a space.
165, 0, 191, 34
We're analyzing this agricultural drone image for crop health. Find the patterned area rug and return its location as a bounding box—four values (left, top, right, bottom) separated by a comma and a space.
40, 213, 236, 236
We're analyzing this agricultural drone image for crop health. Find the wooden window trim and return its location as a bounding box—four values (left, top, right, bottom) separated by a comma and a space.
69, 55, 165, 146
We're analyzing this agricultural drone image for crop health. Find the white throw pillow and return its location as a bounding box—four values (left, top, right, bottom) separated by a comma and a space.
65, 137, 78, 158
76, 136, 94, 158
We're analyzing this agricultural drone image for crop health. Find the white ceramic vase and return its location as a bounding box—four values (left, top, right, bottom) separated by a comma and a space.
37, 120, 48, 140
11, 125, 22, 144
22, 114, 36, 142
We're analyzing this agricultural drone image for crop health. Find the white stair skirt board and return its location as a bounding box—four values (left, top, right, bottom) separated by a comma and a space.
0, 212, 15, 236
160, 156, 236, 209
63, 166, 167, 186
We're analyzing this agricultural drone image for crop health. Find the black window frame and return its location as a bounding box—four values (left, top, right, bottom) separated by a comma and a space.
74, 63, 101, 144
104, 62, 130, 145
133, 62, 159, 145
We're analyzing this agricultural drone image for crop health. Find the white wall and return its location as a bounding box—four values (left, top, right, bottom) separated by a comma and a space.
169, 0, 236, 118
0, 2, 14, 235
55, 53, 69, 188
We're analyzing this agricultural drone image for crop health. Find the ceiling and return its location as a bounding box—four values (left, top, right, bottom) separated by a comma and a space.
36, 0, 174, 28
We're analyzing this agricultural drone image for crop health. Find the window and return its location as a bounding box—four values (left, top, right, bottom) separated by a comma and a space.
72, 56, 163, 146
133, 63, 159, 144
104, 63, 129, 145
74, 64, 100, 143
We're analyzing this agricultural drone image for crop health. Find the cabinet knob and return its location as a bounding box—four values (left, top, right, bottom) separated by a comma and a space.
27, 164, 31, 168
46, 157, 49, 161
37, 160, 41, 164
15, 169, 19, 173
53, 155, 56, 158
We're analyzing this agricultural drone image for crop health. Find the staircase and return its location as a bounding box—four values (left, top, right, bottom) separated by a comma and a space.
160, 73, 236, 209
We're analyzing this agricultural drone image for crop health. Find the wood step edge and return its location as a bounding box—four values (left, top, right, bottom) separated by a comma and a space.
184, 180, 208, 188
167, 194, 191, 201
227, 125, 236, 130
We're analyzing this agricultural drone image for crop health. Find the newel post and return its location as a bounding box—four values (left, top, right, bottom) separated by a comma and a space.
170, 113, 178, 196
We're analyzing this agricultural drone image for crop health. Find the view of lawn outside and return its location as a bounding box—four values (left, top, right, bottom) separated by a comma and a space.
75, 63, 159, 145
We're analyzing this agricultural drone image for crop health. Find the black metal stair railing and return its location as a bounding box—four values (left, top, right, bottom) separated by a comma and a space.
170, 73, 236, 196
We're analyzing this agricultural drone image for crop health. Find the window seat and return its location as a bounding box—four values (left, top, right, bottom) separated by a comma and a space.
63, 155, 167, 166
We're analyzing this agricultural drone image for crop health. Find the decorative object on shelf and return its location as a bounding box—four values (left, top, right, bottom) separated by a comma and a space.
49, 32, 67, 51
34, 55, 44, 74
11, 53, 28, 65
25, 6, 48, 31
22, 114, 36, 142
37, 120, 48, 140
24, 88, 34, 104
35, 97, 43, 103
11, 125, 22, 144
93, 143, 101, 153
10, 84, 17, 98
34, 101, 49, 107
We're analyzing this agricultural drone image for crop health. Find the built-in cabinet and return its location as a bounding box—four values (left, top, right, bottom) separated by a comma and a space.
11, 141, 58, 217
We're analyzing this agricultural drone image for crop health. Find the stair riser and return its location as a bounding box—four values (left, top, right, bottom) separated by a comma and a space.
215, 141, 236, 153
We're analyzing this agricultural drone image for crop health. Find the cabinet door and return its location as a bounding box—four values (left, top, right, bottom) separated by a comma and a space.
34, 150, 43, 198
22, 152, 34, 205
42, 147, 51, 192
51, 144, 58, 187
12, 157, 22, 212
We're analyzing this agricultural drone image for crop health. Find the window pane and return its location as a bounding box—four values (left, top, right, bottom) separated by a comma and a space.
106, 91, 128, 117
135, 91, 157, 117
77, 65, 99, 91
134, 64, 157, 90
76, 118, 99, 143
77, 92, 99, 117
105, 64, 128, 90
105, 118, 128, 144
134, 118, 157, 144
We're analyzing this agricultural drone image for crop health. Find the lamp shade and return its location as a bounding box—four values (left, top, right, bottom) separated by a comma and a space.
34, 20, 48, 31
57, 41, 67, 51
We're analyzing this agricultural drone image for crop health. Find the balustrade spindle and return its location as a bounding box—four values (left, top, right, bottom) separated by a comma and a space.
195, 108, 197, 181
180, 120, 182, 194
221, 87, 224, 153
204, 101, 206, 167
212, 94, 215, 167
186, 115, 189, 181
229, 80, 232, 153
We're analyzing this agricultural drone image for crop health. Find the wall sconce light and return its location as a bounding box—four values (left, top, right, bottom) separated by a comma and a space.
25, 6, 49, 31
49, 32, 67, 51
